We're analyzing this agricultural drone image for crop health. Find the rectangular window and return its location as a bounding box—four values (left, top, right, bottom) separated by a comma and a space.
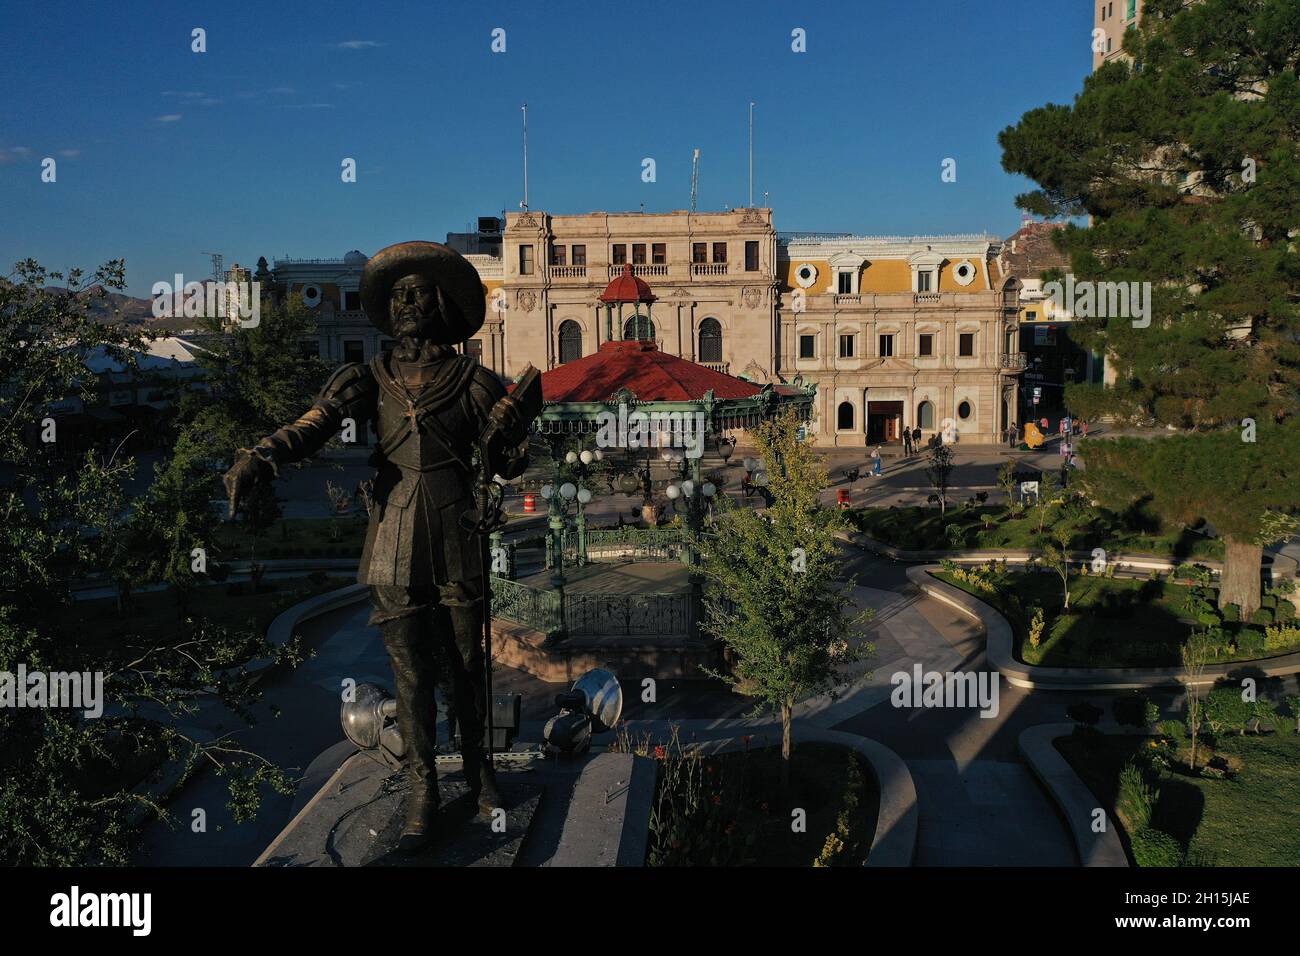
1024, 309, 1037, 321
466, 339, 483, 365
916, 270, 932, 292
799, 335, 816, 360
918, 333, 934, 357
632, 243, 646, 265
712, 242, 727, 263
572, 244, 586, 266
344, 291, 360, 311
692, 243, 707, 264
612, 244, 627, 265
519, 244, 534, 275
652, 243, 666, 265
343, 340, 364, 364
551, 245, 566, 267
745, 240, 759, 271
879, 334, 894, 357
838, 272, 853, 294
838, 334, 854, 358
959, 333, 975, 357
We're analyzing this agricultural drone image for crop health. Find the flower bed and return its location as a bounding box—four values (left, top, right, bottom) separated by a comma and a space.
614, 729, 879, 867
934, 563, 1298, 668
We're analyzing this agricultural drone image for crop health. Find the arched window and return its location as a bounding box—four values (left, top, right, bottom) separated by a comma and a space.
698, 318, 722, 363
957, 400, 972, 420
558, 320, 582, 364
917, 401, 935, 430
623, 315, 656, 341
837, 401, 855, 431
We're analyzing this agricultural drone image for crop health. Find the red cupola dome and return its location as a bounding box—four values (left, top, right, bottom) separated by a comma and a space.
599, 263, 657, 304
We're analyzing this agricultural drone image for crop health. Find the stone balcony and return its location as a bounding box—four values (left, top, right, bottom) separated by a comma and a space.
550, 265, 588, 279
1000, 352, 1029, 373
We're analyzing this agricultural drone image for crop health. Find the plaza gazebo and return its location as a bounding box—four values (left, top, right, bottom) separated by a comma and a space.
488, 269, 815, 674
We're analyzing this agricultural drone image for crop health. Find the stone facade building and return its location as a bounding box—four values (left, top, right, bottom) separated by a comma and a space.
265, 208, 1026, 448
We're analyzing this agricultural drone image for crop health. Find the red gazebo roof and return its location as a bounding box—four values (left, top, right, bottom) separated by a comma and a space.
599, 264, 657, 304
540, 340, 760, 403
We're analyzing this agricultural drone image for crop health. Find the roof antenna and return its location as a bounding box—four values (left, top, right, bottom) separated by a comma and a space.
520, 103, 529, 210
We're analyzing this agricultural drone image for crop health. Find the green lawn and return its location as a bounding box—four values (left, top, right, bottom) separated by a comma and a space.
934, 570, 1294, 667
852, 504, 1223, 560
1056, 731, 1300, 866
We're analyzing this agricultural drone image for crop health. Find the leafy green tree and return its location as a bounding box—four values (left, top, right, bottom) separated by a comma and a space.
999, 0, 1300, 615
703, 411, 873, 790
0, 261, 297, 864
925, 437, 954, 515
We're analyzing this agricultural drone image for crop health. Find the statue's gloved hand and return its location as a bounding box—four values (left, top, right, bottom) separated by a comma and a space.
223, 449, 275, 520
487, 398, 527, 445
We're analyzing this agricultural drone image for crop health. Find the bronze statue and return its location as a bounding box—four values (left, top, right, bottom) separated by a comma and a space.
224, 241, 538, 852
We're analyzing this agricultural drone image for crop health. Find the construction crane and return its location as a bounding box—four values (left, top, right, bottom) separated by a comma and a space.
690, 148, 700, 213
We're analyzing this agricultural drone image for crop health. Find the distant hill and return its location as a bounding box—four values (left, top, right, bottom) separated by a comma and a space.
44, 285, 160, 325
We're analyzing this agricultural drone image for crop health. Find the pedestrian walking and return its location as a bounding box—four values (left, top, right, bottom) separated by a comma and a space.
1081, 419, 1089, 438
870, 445, 882, 477
911, 426, 922, 452
902, 428, 913, 457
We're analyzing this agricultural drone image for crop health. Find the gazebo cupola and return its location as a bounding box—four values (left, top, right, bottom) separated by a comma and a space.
599, 263, 657, 342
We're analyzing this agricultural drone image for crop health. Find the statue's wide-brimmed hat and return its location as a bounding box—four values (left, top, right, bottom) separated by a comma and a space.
360, 240, 486, 342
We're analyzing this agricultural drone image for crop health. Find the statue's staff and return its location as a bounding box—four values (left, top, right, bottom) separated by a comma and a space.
464, 365, 541, 774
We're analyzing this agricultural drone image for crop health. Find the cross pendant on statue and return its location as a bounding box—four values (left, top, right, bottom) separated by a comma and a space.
404, 399, 419, 426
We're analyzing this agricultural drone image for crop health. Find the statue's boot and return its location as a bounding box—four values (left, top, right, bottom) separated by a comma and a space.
380, 614, 443, 853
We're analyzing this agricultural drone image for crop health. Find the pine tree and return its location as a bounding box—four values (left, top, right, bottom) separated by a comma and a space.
1000, 0, 1300, 613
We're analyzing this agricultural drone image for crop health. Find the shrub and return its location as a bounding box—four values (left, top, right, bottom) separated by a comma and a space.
1221, 603, 1240, 623
1235, 629, 1267, 658
1131, 827, 1183, 867
1275, 600, 1296, 623
1205, 687, 1253, 736
1249, 607, 1275, 626
1157, 719, 1186, 741
1028, 607, 1045, 649
1143, 699, 1161, 728
1265, 623, 1300, 651
1113, 694, 1146, 728
1116, 761, 1155, 832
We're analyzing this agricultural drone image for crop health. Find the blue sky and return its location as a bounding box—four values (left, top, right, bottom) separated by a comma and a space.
1, 0, 1093, 297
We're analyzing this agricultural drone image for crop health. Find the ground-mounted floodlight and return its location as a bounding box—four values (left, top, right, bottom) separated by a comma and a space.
543, 667, 623, 755
340, 682, 404, 768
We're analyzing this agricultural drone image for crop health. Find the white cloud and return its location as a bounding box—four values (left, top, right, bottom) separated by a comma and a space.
335, 40, 384, 49
155, 114, 183, 123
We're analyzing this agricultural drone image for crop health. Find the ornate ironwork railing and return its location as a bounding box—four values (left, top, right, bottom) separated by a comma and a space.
490, 578, 563, 636
562, 527, 696, 563
563, 592, 693, 638
1000, 352, 1029, 371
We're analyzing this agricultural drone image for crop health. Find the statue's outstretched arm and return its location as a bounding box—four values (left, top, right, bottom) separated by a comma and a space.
224, 362, 375, 517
